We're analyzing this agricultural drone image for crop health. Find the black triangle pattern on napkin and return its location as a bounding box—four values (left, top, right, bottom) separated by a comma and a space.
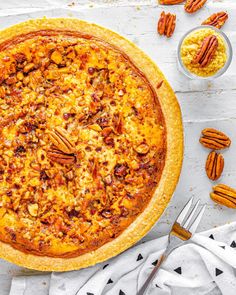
215, 268, 223, 276
103, 264, 109, 269
174, 267, 182, 274
119, 290, 126, 295
230, 240, 236, 248
155, 284, 160, 288
137, 254, 143, 261
107, 278, 113, 284
87, 293, 94, 295
152, 259, 158, 266
209, 234, 214, 240
220, 245, 225, 249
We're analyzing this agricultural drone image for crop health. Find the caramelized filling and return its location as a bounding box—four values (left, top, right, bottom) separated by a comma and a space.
0, 30, 166, 257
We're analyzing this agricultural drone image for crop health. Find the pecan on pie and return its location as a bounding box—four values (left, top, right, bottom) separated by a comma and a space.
0, 18, 183, 271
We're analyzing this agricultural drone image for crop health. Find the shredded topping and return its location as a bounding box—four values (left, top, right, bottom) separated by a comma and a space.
0, 31, 166, 257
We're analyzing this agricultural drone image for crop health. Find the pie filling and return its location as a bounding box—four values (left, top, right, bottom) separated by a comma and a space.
0, 30, 166, 257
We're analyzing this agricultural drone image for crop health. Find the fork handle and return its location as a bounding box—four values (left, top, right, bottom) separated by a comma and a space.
137, 253, 166, 295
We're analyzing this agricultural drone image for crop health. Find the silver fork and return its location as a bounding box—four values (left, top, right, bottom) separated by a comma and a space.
137, 197, 206, 295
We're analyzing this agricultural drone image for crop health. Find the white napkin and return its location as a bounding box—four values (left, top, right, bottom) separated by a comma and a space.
9, 222, 236, 295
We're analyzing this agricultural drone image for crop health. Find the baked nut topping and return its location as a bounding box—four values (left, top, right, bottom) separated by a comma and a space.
0, 30, 167, 257
202, 12, 228, 29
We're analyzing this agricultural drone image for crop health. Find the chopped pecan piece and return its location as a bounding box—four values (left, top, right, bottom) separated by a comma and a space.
50, 51, 63, 64
157, 11, 176, 38
113, 113, 123, 134
103, 174, 112, 185
65, 170, 74, 180
47, 147, 76, 165
199, 128, 231, 150
134, 143, 149, 155
101, 209, 112, 218
192, 35, 218, 67
159, 0, 185, 3
114, 163, 128, 178
210, 184, 236, 208
28, 203, 38, 217
48, 127, 75, 154
156, 80, 164, 89
185, 0, 207, 13
202, 11, 228, 29
205, 151, 224, 181
23, 63, 35, 73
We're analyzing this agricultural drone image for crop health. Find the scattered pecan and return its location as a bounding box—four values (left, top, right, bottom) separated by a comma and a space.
192, 35, 218, 67
210, 184, 236, 208
185, 0, 207, 13
199, 128, 231, 150
205, 151, 224, 181
202, 11, 228, 29
157, 11, 176, 38
48, 126, 75, 154
159, 0, 185, 4
47, 147, 76, 165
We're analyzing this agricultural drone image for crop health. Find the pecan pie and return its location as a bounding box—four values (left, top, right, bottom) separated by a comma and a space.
0, 18, 183, 271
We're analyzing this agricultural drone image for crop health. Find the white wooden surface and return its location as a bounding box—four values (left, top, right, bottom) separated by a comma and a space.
0, 1, 235, 294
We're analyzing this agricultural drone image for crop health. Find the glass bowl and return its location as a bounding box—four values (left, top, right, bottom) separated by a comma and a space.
177, 25, 233, 80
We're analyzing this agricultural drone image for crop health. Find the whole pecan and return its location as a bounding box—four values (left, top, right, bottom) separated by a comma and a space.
157, 11, 176, 38
47, 147, 76, 165
192, 35, 218, 67
202, 11, 228, 29
205, 151, 224, 181
159, 0, 185, 4
210, 184, 236, 208
185, 0, 207, 13
199, 128, 231, 150
48, 126, 75, 154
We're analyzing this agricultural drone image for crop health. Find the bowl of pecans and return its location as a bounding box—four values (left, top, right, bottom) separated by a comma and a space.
177, 25, 232, 79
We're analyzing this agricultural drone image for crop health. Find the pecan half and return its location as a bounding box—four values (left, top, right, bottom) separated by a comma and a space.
192, 35, 218, 67
157, 11, 176, 38
48, 126, 75, 154
210, 184, 236, 208
185, 0, 207, 13
47, 147, 76, 165
159, 0, 185, 4
199, 128, 231, 150
205, 151, 224, 181
202, 11, 228, 29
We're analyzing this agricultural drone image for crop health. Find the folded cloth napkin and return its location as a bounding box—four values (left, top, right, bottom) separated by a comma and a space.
9, 222, 236, 295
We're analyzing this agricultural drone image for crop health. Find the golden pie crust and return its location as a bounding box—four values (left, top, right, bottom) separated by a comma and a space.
0, 18, 183, 271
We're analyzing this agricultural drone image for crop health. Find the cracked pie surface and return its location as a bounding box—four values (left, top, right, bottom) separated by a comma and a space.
0, 18, 183, 271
